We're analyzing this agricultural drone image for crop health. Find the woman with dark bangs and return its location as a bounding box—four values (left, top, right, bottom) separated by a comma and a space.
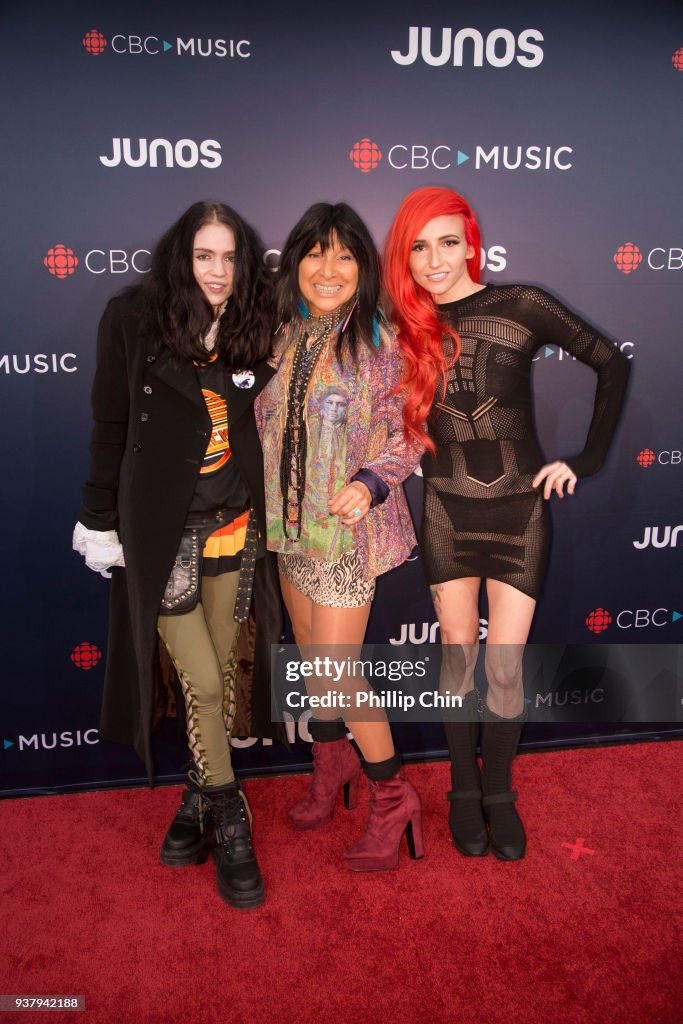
384, 186, 630, 861
74, 201, 281, 908
258, 202, 425, 871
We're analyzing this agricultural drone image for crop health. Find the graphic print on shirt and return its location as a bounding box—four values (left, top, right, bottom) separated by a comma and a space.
201, 390, 230, 474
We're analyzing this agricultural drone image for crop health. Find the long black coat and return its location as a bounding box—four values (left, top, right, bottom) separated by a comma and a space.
79, 289, 281, 781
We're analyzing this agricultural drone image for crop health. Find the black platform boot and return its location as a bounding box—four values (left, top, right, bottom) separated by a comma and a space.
203, 781, 265, 909
160, 780, 209, 867
443, 689, 489, 857
480, 704, 527, 861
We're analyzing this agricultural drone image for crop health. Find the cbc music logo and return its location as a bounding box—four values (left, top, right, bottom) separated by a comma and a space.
80, 28, 250, 59
99, 137, 221, 169
636, 448, 681, 468
390, 25, 544, 68
613, 243, 642, 275
348, 137, 572, 174
613, 241, 683, 273
3, 730, 100, 753
70, 642, 103, 670
349, 139, 382, 173
585, 608, 612, 634
672, 48, 683, 71
534, 340, 634, 363
44, 244, 79, 279
43, 243, 151, 278
1, 354, 77, 375
83, 29, 107, 55
586, 607, 681, 634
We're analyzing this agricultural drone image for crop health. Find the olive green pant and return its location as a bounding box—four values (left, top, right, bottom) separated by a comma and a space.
157, 571, 240, 787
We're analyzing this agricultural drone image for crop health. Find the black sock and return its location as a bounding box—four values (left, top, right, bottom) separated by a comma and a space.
363, 752, 401, 780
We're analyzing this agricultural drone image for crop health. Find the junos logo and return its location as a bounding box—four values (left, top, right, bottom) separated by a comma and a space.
585, 607, 681, 634
391, 25, 544, 68
82, 29, 251, 59
633, 526, 683, 550
388, 619, 489, 644
614, 242, 683, 273
100, 138, 222, 169
44, 244, 151, 278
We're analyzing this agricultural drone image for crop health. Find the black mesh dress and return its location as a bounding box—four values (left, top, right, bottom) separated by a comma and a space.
422, 284, 630, 600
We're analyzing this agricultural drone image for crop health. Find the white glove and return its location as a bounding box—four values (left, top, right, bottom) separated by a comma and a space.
73, 521, 125, 578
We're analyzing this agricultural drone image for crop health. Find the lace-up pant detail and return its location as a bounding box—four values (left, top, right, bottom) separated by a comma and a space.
157, 571, 241, 787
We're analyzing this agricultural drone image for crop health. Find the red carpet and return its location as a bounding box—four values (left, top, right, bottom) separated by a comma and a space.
1, 742, 680, 1024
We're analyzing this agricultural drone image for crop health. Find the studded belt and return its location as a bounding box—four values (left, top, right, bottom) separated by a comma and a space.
159, 507, 259, 619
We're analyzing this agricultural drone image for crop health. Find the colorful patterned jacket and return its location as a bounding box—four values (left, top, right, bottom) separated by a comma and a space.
256, 320, 423, 579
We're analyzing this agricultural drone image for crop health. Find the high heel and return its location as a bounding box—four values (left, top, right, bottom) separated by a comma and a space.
289, 738, 361, 830
342, 775, 359, 810
344, 770, 424, 871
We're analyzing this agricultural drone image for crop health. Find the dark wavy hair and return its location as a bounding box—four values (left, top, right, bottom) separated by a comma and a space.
142, 200, 273, 369
276, 202, 381, 361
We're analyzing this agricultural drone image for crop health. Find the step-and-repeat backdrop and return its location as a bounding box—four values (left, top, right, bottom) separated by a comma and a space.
1, 0, 681, 795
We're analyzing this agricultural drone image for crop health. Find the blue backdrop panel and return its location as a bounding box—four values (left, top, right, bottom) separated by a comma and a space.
1, 0, 681, 795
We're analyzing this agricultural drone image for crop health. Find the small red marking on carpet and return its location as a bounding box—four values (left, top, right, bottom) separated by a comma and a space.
561, 837, 595, 860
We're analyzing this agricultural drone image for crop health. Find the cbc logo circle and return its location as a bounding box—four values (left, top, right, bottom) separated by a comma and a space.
44, 245, 79, 279
70, 642, 102, 670
637, 448, 656, 468
585, 608, 612, 634
82, 29, 107, 55
349, 138, 383, 173
672, 48, 683, 71
613, 242, 643, 275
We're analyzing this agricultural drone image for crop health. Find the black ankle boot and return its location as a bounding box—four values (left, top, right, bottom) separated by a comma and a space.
160, 782, 209, 867
203, 781, 265, 908
480, 704, 527, 861
444, 689, 488, 857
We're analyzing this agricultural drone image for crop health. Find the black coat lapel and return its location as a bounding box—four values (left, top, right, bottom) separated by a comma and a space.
146, 347, 205, 410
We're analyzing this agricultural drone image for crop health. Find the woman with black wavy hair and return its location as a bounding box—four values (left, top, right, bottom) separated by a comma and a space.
258, 202, 425, 871
74, 200, 280, 908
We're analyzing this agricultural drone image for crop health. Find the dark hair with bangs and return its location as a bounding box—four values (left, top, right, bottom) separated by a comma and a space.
276, 202, 380, 360
142, 200, 274, 369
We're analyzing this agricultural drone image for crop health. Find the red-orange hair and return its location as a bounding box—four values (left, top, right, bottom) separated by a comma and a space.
384, 187, 481, 451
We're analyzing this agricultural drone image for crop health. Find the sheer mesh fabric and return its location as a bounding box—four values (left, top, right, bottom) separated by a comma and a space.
421, 284, 630, 600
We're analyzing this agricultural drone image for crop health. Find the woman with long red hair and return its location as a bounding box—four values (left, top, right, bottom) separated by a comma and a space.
385, 186, 630, 861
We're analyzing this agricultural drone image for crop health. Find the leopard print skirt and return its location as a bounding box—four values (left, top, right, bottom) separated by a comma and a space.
278, 548, 375, 608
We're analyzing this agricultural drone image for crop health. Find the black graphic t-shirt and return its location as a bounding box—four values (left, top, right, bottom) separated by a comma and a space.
190, 356, 251, 576
190, 356, 249, 515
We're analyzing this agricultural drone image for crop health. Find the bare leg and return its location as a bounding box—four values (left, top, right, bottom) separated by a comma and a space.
485, 580, 536, 719
279, 571, 394, 763
430, 577, 481, 698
